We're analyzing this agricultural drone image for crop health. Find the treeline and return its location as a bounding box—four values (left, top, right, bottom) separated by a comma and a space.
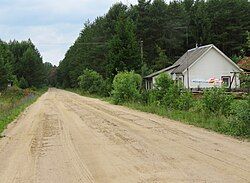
57, 0, 250, 88
0, 39, 56, 90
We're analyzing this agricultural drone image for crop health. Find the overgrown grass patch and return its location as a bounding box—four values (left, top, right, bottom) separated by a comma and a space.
67, 87, 249, 140
123, 102, 249, 139
0, 87, 48, 135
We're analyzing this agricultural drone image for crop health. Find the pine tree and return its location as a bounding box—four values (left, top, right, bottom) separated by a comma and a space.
108, 13, 141, 77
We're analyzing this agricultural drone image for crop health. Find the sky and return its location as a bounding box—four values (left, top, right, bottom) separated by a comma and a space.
0, 0, 139, 66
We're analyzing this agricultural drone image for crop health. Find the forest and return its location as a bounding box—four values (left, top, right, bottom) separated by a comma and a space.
57, 0, 250, 88
0, 39, 56, 91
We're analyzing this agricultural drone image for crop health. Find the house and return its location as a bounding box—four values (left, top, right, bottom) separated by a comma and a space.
145, 44, 243, 90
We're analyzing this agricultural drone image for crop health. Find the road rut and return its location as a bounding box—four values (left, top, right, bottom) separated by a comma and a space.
0, 88, 249, 183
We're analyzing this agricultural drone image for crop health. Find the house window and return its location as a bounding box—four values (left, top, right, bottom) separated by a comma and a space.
221, 76, 231, 87
146, 79, 153, 90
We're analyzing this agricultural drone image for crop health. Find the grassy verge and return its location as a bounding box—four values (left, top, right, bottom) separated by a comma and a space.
124, 102, 249, 139
0, 87, 48, 135
66, 88, 249, 140
124, 103, 225, 131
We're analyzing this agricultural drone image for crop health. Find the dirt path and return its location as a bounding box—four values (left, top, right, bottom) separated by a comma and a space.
0, 88, 249, 183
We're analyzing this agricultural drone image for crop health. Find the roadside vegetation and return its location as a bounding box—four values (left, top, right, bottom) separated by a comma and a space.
68, 70, 249, 139
0, 87, 47, 135
122, 73, 250, 138
0, 39, 54, 135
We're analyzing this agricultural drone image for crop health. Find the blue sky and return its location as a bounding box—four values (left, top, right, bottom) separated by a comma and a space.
0, 0, 139, 65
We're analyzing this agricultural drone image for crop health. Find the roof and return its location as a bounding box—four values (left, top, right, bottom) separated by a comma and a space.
144, 65, 179, 78
171, 44, 213, 74
238, 57, 250, 71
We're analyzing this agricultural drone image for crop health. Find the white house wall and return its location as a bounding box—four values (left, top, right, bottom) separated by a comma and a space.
184, 48, 240, 89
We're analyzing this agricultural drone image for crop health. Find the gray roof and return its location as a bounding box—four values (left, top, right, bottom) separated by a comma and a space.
145, 44, 213, 79
144, 65, 179, 78
171, 44, 212, 74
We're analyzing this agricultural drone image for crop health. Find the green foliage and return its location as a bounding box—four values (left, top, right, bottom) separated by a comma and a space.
19, 77, 29, 89
123, 101, 248, 138
78, 69, 103, 94
227, 97, 250, 136
100, 79, 112, 97
108, 13, 141, 77
0, 41, 14, 91
153, 45, 172, 71
0, 57, 10, 91
240, 73, 250, 92
112, 71, 142, 104
0, 39, 48, 89
231, 55, 242, 63
148, 73, 194, 110
202, 87, 233, 115
20, 47, 46, 88
141, 63, 153, 77
162, 84, 181, 109
153, 73, 174, 103
176, 90, 194, 110
0, 87, 47, 134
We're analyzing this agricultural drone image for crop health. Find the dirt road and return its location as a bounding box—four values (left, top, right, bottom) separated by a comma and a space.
0, 88, 249, 183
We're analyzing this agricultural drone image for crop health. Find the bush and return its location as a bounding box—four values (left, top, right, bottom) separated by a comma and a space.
240, 73, 250, 92
227, 97, 250, 136
162, 84, 181, 109
176, 90, 194, 110
19, 77, 29, 89
202, 87, 233, 115
99, 79, 112, 97
150, 73, 175, 104
78, 69, 103, 94
112, 71, 142, 104
190, 100, 204, 113
148, 73, 194, 110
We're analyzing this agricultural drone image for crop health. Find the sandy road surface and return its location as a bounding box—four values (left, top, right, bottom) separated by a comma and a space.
0, 88, 249, 183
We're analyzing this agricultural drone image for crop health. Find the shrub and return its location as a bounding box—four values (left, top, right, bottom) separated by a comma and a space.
176, 90, 194, 110
162, 84, 181, 109
78, 69, 103, 94
240, 73, 250, 92
112, 71, 142, 104
202, 87, 233, 115
151, 73, 175, 104
227, 97, 250, 136
190, 99, 204, 113
99, 79, 112, 97
19, 77, 29, 89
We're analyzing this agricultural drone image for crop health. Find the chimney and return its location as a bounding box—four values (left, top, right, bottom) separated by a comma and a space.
196, 43, 199, 49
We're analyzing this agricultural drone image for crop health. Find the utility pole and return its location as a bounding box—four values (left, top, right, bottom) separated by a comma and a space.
140, 40, 144, 65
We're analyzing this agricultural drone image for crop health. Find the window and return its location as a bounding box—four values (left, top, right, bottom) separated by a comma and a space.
146, 79, 153, 90
221, 76, 231, 88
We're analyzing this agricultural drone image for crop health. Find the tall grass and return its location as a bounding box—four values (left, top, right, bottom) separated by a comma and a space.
67, 88, 249, 139
0, 87, 47, 135
124, 102, 249, 139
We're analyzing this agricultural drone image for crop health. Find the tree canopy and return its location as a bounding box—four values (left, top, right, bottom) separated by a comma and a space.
56, 0, 249, 88
0, 39, 50, 90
